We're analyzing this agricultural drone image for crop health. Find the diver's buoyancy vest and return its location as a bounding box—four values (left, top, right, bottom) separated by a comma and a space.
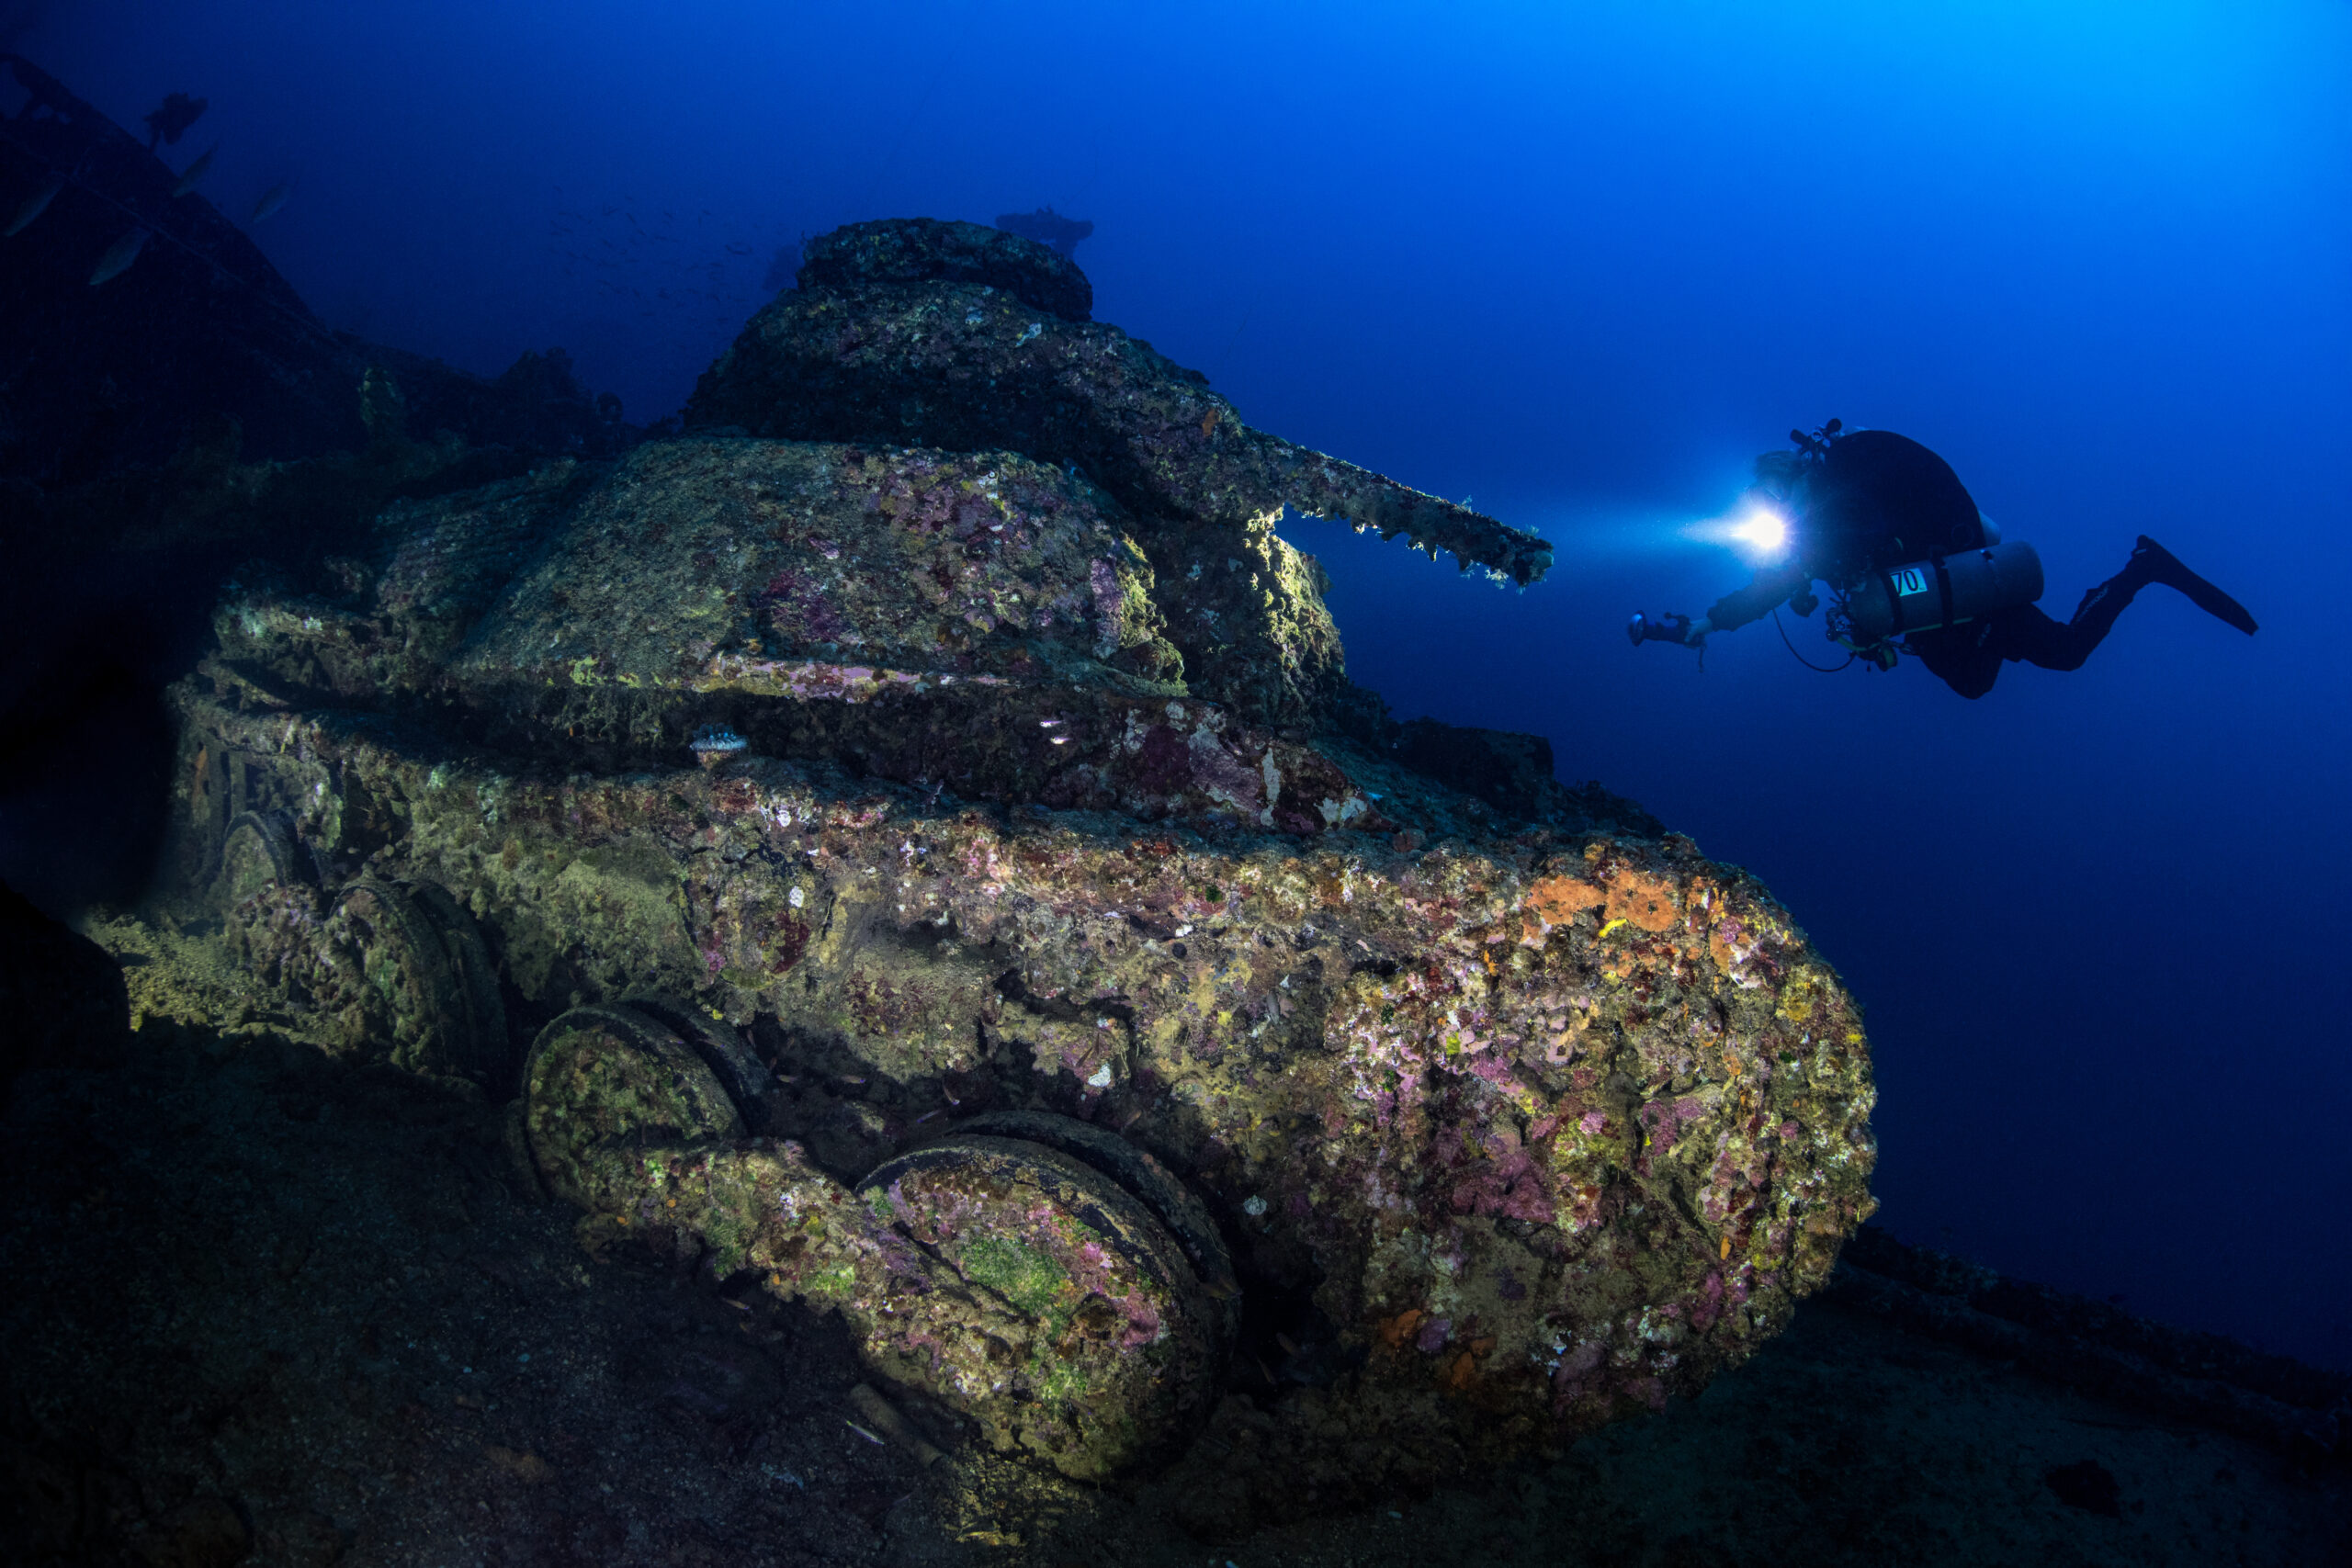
1840, 540, 2044, 647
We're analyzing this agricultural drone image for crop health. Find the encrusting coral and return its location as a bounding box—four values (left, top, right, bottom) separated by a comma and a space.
163, 217, 1875, 1513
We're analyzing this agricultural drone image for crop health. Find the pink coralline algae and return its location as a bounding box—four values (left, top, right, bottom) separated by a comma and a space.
1439, 1121, 1556, 1224
757, 566, 848, 644
1637, 1096, 1712, 1161
168, 217, 1878, 1516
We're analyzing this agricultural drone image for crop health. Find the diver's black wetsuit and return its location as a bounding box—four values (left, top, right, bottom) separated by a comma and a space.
1702, 429, 2256, 699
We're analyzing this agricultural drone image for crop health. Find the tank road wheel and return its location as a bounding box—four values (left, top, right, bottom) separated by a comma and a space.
308, 880, 511, 1088
856, 1134, 1232, 1479
620, 991, 775, 1115
521, 1007, 1233, 1479
217, 811, 322, 987
950, 1108, 1240, 1340
521, 1003, 747, 1213
218, 810, 307, 906
402, 882, 512, 1084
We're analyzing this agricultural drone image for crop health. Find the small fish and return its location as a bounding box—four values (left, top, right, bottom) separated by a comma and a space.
689, 728, 750, 770
88, 228, 151, 287
6, 173, 63, 237
250, 182, 291, 224
170, 143, 218, 197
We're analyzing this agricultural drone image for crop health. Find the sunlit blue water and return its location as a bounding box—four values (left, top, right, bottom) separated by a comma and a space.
27, 0, 2350, 1368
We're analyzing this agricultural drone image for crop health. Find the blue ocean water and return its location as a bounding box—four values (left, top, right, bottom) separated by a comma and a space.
19, 0, 2349, 1370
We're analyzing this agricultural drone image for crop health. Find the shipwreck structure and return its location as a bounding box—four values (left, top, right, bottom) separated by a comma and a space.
165, 218, 1876, 1499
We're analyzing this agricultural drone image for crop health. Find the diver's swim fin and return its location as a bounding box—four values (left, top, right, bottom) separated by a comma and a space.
2132, 536, 2258, 635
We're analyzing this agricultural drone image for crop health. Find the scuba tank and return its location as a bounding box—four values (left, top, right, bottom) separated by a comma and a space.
1836, 539, 2044, 649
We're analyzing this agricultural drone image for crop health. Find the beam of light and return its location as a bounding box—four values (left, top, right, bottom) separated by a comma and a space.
1727, 506, 1787, 558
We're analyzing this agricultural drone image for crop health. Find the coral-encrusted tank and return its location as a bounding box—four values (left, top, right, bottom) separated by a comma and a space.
166, 219, 1876, 1506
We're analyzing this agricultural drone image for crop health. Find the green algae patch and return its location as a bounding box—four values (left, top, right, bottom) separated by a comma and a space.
803, 1259, 859, 1302
961, 1235, 1070, 1316
1035, 1355, 1091, 1404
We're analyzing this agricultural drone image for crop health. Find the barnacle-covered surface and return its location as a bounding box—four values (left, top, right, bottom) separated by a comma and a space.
158, 215, 1876, 1512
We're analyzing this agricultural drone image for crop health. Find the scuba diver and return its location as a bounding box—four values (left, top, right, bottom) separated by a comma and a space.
141, 91, 208, 151
1628, 422, 2257, 698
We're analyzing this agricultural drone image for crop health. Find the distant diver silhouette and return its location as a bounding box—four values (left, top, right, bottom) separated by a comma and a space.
1628, 423, 2257, 697
993, 206, 1093, 258
141, 90, 207, 151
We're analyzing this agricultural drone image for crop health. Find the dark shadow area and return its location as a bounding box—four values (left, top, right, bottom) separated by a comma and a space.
0, 54, 636, 921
